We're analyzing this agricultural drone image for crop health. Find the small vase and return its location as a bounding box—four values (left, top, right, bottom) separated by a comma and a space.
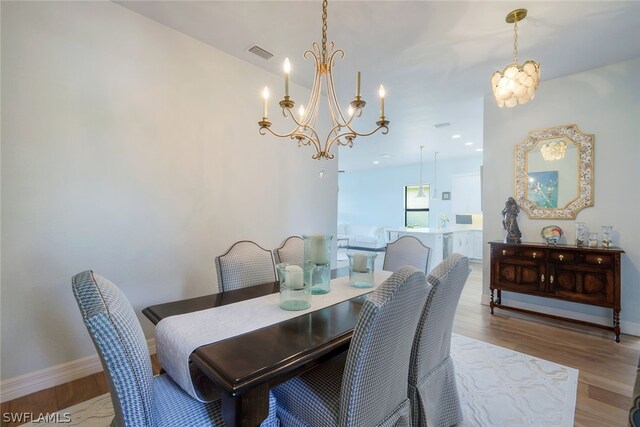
574, 222, 586, 246
588, 232, 599, 248
601, 226, 613, 248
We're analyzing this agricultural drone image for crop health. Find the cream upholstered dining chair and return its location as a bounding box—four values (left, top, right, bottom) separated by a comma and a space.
273, 236, 304, 265
214, 240, 277, 292
631, 355, 640, 426
72, 270, 278, 427
383, 235, 432, 274
408, 253, 470, 427
273, 266, 430, 426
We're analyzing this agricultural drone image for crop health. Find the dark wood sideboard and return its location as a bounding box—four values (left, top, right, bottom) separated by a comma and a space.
489, 241, 624, 342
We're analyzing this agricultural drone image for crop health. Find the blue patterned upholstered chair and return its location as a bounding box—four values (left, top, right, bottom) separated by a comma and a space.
408, 254, 470, 427
215, 240, 277, 292
383, 236, 432, 274
273, 266, 430, 427
631, 355, 640, 426
72, 270, 278, 427
273, 236, 304, 266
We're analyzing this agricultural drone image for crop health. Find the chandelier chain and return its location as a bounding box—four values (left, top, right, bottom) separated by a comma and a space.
513, 19, 519, 63
321, 0, 328, 63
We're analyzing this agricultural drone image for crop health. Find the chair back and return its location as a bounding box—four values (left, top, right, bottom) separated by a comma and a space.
631, 355, 640, 426
215, 240, 276, 292
408, 253, 470, 427
72, 270, 154, 426
383, 235, 431, 274
339, 266, 430, 427
273, 236, 304, 265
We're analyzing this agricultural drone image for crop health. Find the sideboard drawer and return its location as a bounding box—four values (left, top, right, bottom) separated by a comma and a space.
521, 248, 545, 260
586, 254, 614, 266
494, 246, 545, 261
549, 252, 576, 263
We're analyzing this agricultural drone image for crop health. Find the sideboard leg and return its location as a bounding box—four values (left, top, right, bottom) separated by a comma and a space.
613, 309, 621, 343
497, 289, 502, 305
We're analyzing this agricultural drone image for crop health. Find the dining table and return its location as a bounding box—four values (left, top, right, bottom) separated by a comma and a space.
142, 267, 391, 427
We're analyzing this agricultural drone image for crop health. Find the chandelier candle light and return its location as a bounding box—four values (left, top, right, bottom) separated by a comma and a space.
491, 9, 540, 108
258, 0, 390, 166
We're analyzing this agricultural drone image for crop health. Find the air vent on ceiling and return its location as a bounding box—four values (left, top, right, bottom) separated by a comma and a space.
248, 45, 274, 60
338, 170, 346, 173
433, 122, 450, 128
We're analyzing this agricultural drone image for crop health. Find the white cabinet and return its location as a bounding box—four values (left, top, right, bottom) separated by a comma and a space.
472, 230, 483, 260
453, 231, 472, 258
451, 173, 482, 214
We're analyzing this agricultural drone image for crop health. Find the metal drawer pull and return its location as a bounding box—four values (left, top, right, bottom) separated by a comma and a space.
532, 252, 537, 259
597, 257, 602, 264
559, 254, 564, 261
541, 274, 545, 283
550, 275, 554, 284
502, 250, 506, 255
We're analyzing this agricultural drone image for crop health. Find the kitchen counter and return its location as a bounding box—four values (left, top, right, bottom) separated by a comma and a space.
386, 226, 483, 234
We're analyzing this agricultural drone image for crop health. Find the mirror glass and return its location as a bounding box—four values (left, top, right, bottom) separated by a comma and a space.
515, 125, 594, 219
526, 137, 578, 209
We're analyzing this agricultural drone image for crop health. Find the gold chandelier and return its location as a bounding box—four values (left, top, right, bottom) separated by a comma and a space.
491, 9, 540, 108
258, 0, 389, 161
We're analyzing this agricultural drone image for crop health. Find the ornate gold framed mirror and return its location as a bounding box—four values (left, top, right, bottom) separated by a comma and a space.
515, 124, 594, 219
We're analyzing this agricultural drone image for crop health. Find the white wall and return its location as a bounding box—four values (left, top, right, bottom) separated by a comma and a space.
0, 2, 338, 381
482, 57, 640, 329
338, 155, 482, 228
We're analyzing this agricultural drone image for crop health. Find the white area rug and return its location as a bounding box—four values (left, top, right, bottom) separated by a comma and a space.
452, 334, 578, 426
22, 334, 578, 426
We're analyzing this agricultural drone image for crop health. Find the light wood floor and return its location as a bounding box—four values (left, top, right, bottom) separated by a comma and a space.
2, 263, 638, 426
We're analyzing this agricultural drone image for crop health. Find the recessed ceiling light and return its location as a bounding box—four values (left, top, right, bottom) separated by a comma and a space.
373, 160, 380, 165
452, 134, 461, 139
475, 148, 483, 152
380, 154, 392, 158
465, 141, 473, 146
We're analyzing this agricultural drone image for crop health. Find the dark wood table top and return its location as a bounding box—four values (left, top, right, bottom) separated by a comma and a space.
142, 265, 362, 395
191, 295, 367, 394
143, 266, 349, 325
142, 266, 383, 426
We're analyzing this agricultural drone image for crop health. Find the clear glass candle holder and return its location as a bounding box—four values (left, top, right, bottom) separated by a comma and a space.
347, 252, 377, 288
588, 232, 599, 248
276, 263, 311, 311
303, 234, 333, 294
574, 222, 586, 246
601, 226, 613, 248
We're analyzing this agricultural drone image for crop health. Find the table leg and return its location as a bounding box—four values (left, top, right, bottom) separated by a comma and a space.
221, 384, 270, 427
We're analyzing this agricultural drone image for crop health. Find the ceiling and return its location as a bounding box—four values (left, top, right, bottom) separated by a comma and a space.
116, 1, 640, 171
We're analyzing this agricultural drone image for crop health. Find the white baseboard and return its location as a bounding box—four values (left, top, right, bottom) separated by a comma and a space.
1, 338, 156, 403
480, 293, 640, 337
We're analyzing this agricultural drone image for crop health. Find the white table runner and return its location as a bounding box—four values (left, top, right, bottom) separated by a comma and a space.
156, 271, 392, 402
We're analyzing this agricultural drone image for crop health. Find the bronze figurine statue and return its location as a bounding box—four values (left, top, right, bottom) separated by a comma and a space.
502, 197, 522, 244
